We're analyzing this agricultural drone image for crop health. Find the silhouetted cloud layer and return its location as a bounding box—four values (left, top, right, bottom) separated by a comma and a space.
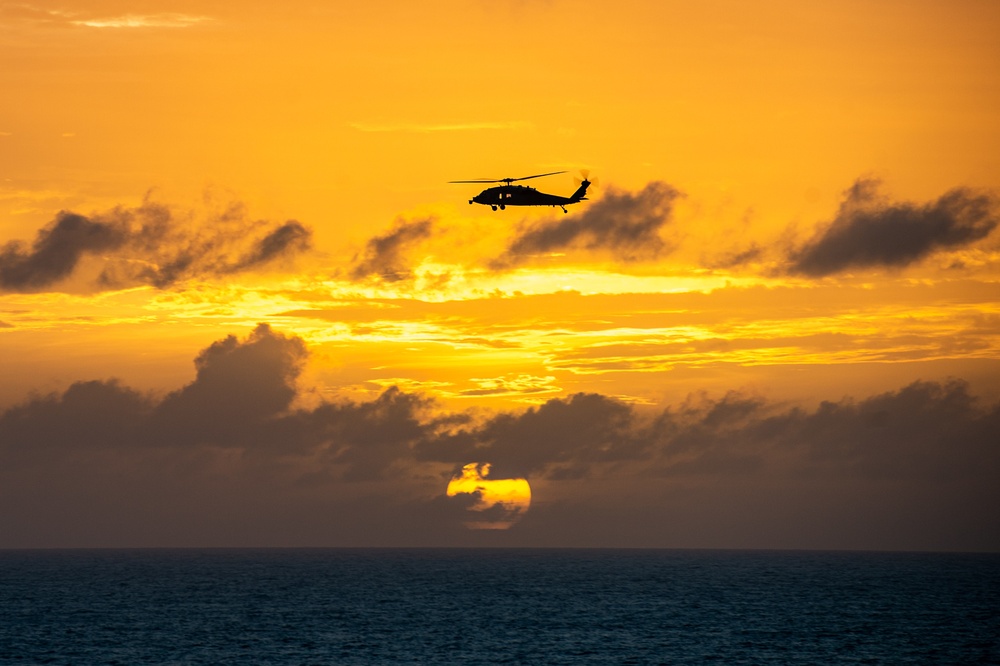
0, 201, 311, 292
351, 218, 434, 282
789, 179, 998, 276
1, 326, 997, 549
492, 181, 681, 268
419, 381, 1000, 486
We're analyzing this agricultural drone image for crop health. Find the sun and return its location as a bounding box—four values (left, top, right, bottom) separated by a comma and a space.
446, 462, 531, 530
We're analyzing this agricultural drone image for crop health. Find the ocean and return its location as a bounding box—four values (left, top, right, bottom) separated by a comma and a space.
1, 549, 998, 664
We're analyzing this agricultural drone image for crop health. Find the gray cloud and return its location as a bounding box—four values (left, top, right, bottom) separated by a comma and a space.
704, 243, 764, 269
147, 324, 309, 448
414, 381, 1000, 486
0, 200, 312, 292
0, 212, 128, 290
351, 218, 434, 282
1, 326, 997, 550
788, 179, 998, 276
418, 392, 643, 479
230, 220, 312, 272
491, 181, 682, 269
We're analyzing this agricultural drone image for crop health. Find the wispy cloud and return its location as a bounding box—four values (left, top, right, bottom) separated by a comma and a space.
70, 13, 212, 29
0, 6, 212, 29
787, 178, 998, 276
0, 197, 312, 293
458, 374, 560, 398
349, 121, 531, 133
490, 181, 683, 269
351, 218, 435, 282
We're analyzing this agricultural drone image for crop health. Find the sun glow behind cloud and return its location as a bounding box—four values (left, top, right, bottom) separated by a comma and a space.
446, 463, 531, 530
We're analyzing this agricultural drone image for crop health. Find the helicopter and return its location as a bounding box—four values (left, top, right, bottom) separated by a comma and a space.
449, 170, 591, 213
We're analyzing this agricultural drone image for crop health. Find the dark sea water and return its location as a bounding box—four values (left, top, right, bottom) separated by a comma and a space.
1, 549, 998, 665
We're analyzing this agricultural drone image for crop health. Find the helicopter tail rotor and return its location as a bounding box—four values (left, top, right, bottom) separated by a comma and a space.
569, 170, 596, 203
570, 169, 597, 202
574, 169, 599, 188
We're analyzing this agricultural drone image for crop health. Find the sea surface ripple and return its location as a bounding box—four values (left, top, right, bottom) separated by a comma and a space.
1, 549, 998, 664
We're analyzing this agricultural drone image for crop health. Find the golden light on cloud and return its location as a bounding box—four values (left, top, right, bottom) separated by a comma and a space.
70, 13, 212, 29
446, 463, 531, 530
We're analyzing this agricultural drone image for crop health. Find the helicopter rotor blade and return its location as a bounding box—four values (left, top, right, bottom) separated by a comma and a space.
508, 170, 567, 182
448, 170, 567, 184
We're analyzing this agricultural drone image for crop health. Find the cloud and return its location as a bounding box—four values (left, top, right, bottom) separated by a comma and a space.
0, 379, 151, 459
230, 221, 312, 272
491, 181, 682, 269
458, 374, 560, 398
418, 393, 643, 479
147, 323, 309, 448
351, 218, 434, 282
788, 179, 998, 276
0, 212, 128, 290
0, 199, 312, 292
1, 326, 997, 549
70, 14, 211, 29
704, 243, 764, 269
0, 6, 212, 29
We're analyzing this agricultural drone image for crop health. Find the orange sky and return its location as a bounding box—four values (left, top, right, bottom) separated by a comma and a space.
1, 0, 999, 549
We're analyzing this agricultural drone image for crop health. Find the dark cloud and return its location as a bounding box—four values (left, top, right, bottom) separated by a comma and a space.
0, 212, 128, 290
303, 387, 433, 481
491, 181, 682, 269
351, 218, 434, 282
1, 326, 997, 549
789, 179, 998, 276
0, 379, 151, 461
705, 243, 764, 269
230, 220, 312, 272
418, 393, 644, 479
415, 381, 1000, 486
0, 200, 312, 292
148, 323, 309, 448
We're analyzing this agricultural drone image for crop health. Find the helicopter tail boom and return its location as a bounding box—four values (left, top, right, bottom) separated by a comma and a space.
569, 179, 591, 203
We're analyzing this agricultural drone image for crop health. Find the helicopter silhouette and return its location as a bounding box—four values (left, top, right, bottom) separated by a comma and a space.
450, 170, 591, 213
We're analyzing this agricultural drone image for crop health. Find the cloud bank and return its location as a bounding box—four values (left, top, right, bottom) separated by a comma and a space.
1, 325, 997, 550
491, 181, 682, 268
351, 218, 435, 282
788, 179, 998, 276
0, 200, 311, 292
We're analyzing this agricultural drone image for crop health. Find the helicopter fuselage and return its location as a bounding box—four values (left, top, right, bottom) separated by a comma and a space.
451, 170, 591, 213
469, 182, 589, 212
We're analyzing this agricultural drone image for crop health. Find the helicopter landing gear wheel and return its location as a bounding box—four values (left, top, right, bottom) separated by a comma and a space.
491, 205, 497, 211
500, 204, 505, 210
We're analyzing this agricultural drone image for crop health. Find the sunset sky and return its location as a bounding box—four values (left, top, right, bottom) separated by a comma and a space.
2, 0, 999, 550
